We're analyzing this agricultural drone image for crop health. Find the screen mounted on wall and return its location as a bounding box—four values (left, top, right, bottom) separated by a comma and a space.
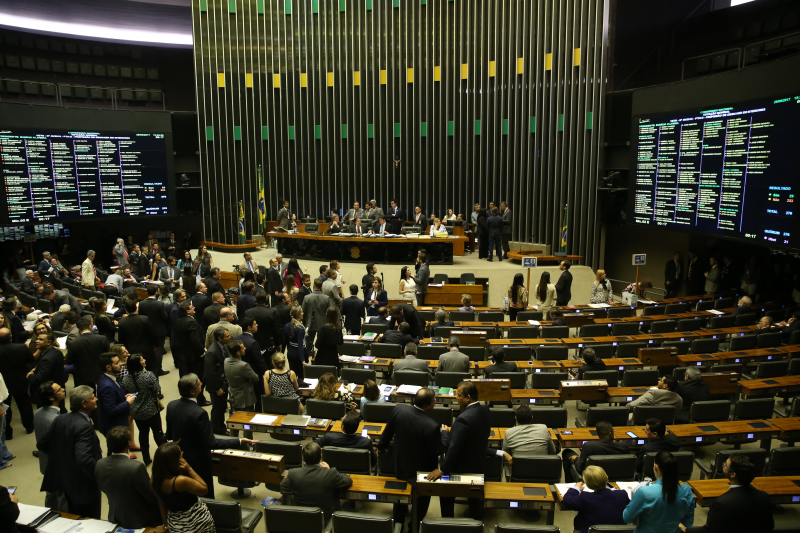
629, 94, 800, 248
0, 130, 170, 223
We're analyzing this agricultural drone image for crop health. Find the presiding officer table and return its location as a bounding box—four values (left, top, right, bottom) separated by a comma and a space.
267, 231, 468, 264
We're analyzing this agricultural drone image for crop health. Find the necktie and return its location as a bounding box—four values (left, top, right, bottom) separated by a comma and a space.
124, 249, 129, 260
248, 261, 253, 271
169, 268, 173, 279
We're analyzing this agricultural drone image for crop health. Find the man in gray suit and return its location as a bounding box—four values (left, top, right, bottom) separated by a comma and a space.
159, 256, 179, 290
113, 238, 129, 267
34, 381, 68, 511
344, 201, 366, 225
392, 343, 430, 373
322, 270, 342, 310
280, 442, 353, 523
95, 426, 162, 529
626, 375, 683, 424
412, 251, 430, 306
302, 279, 332, 358
437, 336, 470, 373
45, 289, 82, 315
277, 199, 292, 229
367, 199, 384, 223
500, 200, 512, 259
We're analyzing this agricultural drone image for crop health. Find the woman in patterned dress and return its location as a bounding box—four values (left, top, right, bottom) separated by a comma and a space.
152, 442, 216, 533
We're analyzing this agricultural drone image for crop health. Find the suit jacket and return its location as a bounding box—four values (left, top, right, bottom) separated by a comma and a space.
487, 214, 503, 234
365, 290, 387, 316
191, 293, 211, 325
665, 259, 682, 287
628, 388, 684, 412
235, 331, 268, 376
382, 330, 414, 347
175, 316, 205, 363
224, 357, 259, 408
54, 290, 82, 315
237, 293, 257, 318
441, 403, 491, 474
2, 311, 28, 344
342, 296, 365, 332
21, 277, 36, 295
729, 305, 755, 318
276, 303, 291, 329
267, 267, 283, 297
238, 260, 260, 275
280, 464, 353, 522
97, 373, 130, 434
392, 356, 430, 373
675, 379, 711, 422
303, 290, 332, 332
575, 438, 630, 474
50, 312, 66, 334
500, 207, 512, 234
555, 270, 573, 305
562, 487, 630, 533
297, 284, 313, 306
245, 305, 283, 351
34, 406, 60, 474
412, 212, 428, 230
577, 358, 606, 380
165, 398, 241, 496
315, 432, 376, 465
387, 206, 403, 232
203, 302, 226, 329
65, 332, 110, 387
437, 350, 471, 373
95, 455, 162, 528
29, 347, 66, 391
205, 276, 225, 297
322, 278, 342, 307
158, 265, 179, 290
277, 207, 292, 229
66, 325, 80, 344
39, 411, 102, 505
0, 342, 35, 393
685, 484, 774, 533
378, 404, 444, 480
367, 206, 385, 222
636, 434, 681, 470
705, 264, 720, 293
344, 208, 366, 224
38, 258, 52, 279
371, 220, 390, 235
204, 342, 227, 394
118, 314, 156, 359
388, 304, 426, 341
413, 263, 430, 295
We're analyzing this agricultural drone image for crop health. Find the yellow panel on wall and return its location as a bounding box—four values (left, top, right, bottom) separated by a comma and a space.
545, 53, 552, 71
574, 48, 581, 66
245, 73, 253, 88
517, 57, 524, 74
300, 73, 307, 88
434, 66, 441, 81
273, 73, 280, 88
327, 72, 334, 87
461, 63, 468, 79
380, 69, 387, 84
489, 61, 496, 77
353, 71, 360, 85
407, 67, 414, 83
217, 73, 225, 87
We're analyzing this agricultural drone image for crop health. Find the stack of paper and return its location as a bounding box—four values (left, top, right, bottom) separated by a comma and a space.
615, 481, 643, 499
589, 303, 612, 308
250, 414, 279, 425
39, 518, 119, 533
56, 337, 67, 350
555, 483, 594, 495
343, 334, 361, 341
708, 310, 724, 315
340, 355, 361, 363
15, 503, 51, 526
396, 385, 422, 395
528, 320, 541, 326
298, 378, 319, 391
338, 383, 353, 394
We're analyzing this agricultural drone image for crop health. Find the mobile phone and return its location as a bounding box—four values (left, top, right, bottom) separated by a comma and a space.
625, 431, 637, 438
7, 487, 16, 494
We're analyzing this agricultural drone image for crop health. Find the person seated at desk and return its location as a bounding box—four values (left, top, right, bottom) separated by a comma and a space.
728, 295, 755, 318
458, 294, 475, 313
562, 421, 630, 483
315, 411, 376, 465
549, 309, 567, 327
501, 404, 557, 465
370, 215, 390, 236
349, 217, 366, 236
21, 270, 36, 295
623, 451, 695, 533
433, 309, 455, 328
756, 316, 773, 332
675, 367, 710, 424
682, 453, 773, 533
280, 442, 353, 524
777, 310, 800, 341
391, 342, 430, 375
637, 418, 680, 473
562, 465, 630, 533
572, 348, 605, 379
437, 335, 470, 373
485, 347, 517, 374
264, 351, 304, 414
359, 379, 386, 411
627, 376, 683, 422
381, 322, 415, 346
314, 372, 357, 410
429, 218, 446, 236
369, 306, 392, 327
329, 215, 342, 234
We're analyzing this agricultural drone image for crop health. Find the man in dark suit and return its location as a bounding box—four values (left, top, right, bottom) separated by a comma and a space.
684, 454, 773, 533
412, 252, 430, 306
96, 352, 135, 435
280, 442, 353, 523
342, 284, 365, 335
2, 297, 29, 343
174, 301, 208, 404
573, 348, 606, 379
486, 207, 504, 262
315, 412, 376, 464
389, 304, 426, 342
166, 374, 253, 498
675, 367, 710, 424
685, 250, 704, 296
499, 201, 512, 259
237, 281, 257, 318
636, 418, 680, 472
381, 322, 415, 347
361, 264, 377, 302
433, 309, 455, 328
562, 421, 630, 482
118, 299, 157, 366
139, 285, 169, 376
246, 292, 283, 355
664, 251, 682, 298
295, 274, 312, 307
429, 381, 491, 519
267, 258, 284, 307
191, 283, 211, 328
203, 292, 226, 328
27, 331, 65, 408
387, 199, 403, 234
51, 288, 82, 315
275, 293, 292, 329
555, 260, 573, 306
0, 328, 35, 437
412, 205, 428, 231
729, 295, 755, 318
21, 270, 36, 295
65, 316, 109, 388
95, 426, 163, 529
254, 273, 268, 295
39, 385, 103, 518
37, 251, 54, 284
205, 268, 225, 298
205, 326, 231, 435
235, 317, 268, 406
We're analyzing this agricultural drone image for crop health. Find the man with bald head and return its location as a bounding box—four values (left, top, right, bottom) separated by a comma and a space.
191, 282, 210, 328
202, 291, 226, 329
204, 307, 242, 348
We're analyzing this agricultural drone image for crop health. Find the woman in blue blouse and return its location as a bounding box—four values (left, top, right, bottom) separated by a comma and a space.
366, 278, 388, 317
623, 451, 695, 533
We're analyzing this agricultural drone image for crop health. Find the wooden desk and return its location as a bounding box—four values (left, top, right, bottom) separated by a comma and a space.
556, 427, 649, 448
488, 428, 504, 447
511, 389, 563, 405
559, 380, 609, 402
630, 332, 699, 345
561, 336, 634, 348
225, 411, 331, 437
211, 449, 284, 484
522, 360, 564, 373
638, 347, 680, 367
339, 357, 394, 372
667, 420, 780, 447
420, 331, 488, 347
425, 284, 484, 306
464, 379, 512, 402
343, 474, 413, 504
484, 482, 556, 523
498, 321, 536, 330
329, 420, 386, 442
689, 476, 800, 507
508, 252, 583, 264
769, 417, 800, 443
715, 347, 788, 366
562, 358, 643, 372
700, 372, 741, 395
740, 376, 800, 398
606, 386, 654, 404
678, 354, 721, 367
417, 306, 502, 312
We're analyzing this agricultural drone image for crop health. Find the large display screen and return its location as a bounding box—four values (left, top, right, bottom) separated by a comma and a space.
629, 94, 800, 248
0, 130, 170, 223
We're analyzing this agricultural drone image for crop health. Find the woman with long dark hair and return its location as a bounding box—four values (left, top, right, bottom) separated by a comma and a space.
399, 266, 417, 302
284, 306, 306, 382
507, 273, 527, 321
284, 258, 306, 289
622, 451, 695, 533
196, 245, 214, 278
534, 271, 557, 317
181, 265, 197, 297
366, 278, 388, 317
151, 442, 215, 533
92, 298, 118, 342
121, 354, 166, 466
176, 250, 194, 271
315, 306, 344, 369
151, 253, 167, 281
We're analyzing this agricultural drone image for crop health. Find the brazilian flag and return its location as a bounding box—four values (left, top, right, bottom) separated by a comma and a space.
560, 206, 568, 253
238, 200, 246, 244
257, 165, 266, 233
